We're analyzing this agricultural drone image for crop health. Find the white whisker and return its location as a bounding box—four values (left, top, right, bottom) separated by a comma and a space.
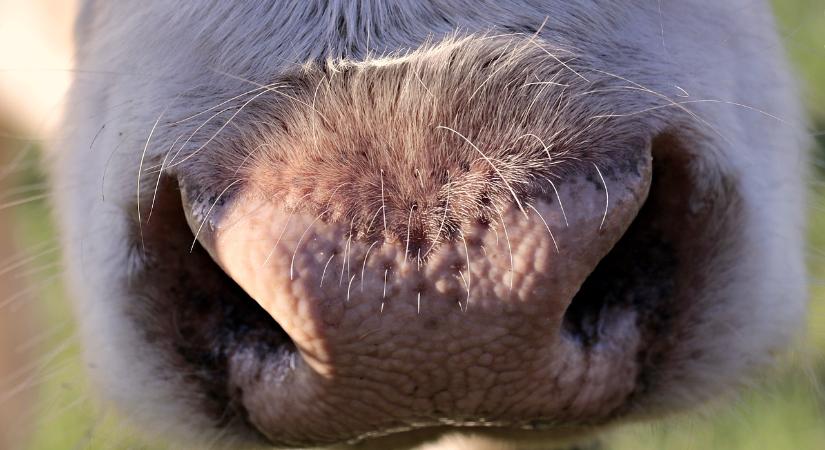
593, 163, 608, 230
436, 125, 528, 217
527, 204, 559, 253
319, 253, 336, 287
290, 209, 329, 280
495, 209, 515, 292
545, 177, 569, 227
361, 240, 380, 291
189, 179, 243, 253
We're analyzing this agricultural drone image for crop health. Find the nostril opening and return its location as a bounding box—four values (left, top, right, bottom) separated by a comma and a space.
561, 133, 697, 347
133, 175, 296, 428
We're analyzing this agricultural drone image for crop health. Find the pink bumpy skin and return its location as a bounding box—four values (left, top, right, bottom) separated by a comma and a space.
182, 157, 650, 445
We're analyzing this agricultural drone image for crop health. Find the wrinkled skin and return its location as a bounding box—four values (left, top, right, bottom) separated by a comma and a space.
53, 1, 808, 448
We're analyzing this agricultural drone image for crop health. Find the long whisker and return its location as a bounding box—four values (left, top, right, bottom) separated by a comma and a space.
147, 143, 177, 223
529, 40, 589, 82
424, 172, 451, 257
366, 204, 385, 235
290, 209, 329, 280
495, 209, 515, 292
210, 68, 330, 121
0, 192, 52, 211
527, 204, 559, 253
380, 170, 388, 235
231, 143, 275, 178
544, 177, 569, 227
319, 253, 336, 288
459, 231, 472, 309
468, 41, 514, 101
404, 204, 415, 266
261, 191, 314, 266
190, 179, 243, 252
340, 217, 356, 285
361, 240, 380, 291
583, 69, 731, 144
592, 163, 608, 230
165, 104, 242, 165
311, 76, 328, 154
167, 89, 271, 169
137, 102, 174, 250
171, 85, 267, 125
436, 125, 528, 217
0, 273, 60, 310
325, 182, 352, 210
346, 274, 357, 302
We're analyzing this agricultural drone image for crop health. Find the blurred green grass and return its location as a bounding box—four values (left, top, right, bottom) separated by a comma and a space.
3, 1, 825, 449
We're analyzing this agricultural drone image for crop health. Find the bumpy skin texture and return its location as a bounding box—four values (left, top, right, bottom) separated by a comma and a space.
53, 1, 808, 449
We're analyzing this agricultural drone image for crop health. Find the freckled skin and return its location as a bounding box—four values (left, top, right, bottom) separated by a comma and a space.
185, 157, 650, 445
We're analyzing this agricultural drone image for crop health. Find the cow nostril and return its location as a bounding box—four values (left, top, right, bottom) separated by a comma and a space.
132, 176, 296, 435
563, 133, 702, 348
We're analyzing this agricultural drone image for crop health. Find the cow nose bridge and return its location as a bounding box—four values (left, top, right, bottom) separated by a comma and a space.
180, 144, 652, 378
